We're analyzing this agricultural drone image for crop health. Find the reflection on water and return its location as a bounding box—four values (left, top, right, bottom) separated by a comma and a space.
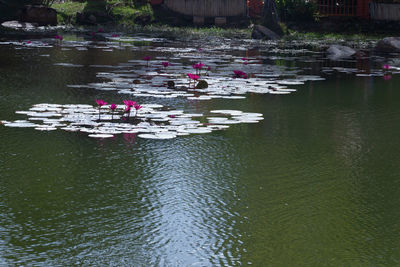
0, 33, 400, 265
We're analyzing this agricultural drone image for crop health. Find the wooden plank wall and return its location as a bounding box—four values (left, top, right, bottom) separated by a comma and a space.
318, 0, 357, 16
164, 0, 247, 17
370, 2, 400, 21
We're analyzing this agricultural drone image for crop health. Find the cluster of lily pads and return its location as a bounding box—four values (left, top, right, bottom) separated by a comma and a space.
2, 32, 399, 142
1, 103, 263, 139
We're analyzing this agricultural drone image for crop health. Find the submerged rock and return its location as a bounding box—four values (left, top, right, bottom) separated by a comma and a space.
375, 37, 400, 53
195, 80, 208, 89
251, 25, 281, 40
326, 45, 356, 60
167, 80, 175, 89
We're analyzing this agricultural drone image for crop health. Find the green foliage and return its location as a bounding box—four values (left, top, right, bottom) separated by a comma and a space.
51, 1, 86, 24
50, 0, 153, 25
276, 0, 319, 22
135, 25, 251, 39
284, 31, 383, 41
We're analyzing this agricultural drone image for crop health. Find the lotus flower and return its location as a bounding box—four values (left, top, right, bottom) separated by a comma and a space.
98, 28, 104, 33
161, 61, 170, 68
192, 62, 204, 69
96, 99, 107, 107
96, 99, 107, 120
205, 66, 211, 76
193, 62, 205, 75
55, 35, 63, 41
123, 100, 136, 107
383, 64, 391, 70
143, 56, 151, 67
241, 57, 248, 61
187, 73, 200, 88
112, 34, 119, 37
27, 41, 31, 44
134, 104, 142, 117
125, 106, 132, 120
110, 103, 117, 120
233, 70, 247, 79
110, 103, 117, 111
187, 73, 200, 81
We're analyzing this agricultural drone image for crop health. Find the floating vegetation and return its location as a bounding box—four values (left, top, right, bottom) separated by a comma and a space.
1, 104, 263, 140
1, 32, 398, 144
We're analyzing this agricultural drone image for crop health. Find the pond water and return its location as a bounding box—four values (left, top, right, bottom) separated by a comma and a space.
1, 31, 400, 266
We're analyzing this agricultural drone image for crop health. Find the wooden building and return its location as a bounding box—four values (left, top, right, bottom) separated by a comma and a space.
318, 0, 370, 18
151, 0, 251, 25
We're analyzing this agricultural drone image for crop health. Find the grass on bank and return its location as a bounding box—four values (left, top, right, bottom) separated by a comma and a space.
284, 30, 383, 42
51, 0, 153, 26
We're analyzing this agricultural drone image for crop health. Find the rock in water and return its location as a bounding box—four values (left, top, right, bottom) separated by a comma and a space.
326, 45, 356, 60
251, 25, 280, 40
20, 5, 57, 26
375, 37, 400, 53
1, 20, 38, 30
195, 80, 208, 89
167, 81, 175, 89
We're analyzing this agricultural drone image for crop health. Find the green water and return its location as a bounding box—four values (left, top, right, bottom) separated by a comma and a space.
1, 35, 400, 266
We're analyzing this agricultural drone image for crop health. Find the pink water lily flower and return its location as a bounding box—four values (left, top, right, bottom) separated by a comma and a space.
143, 56, 151, 67
161, 61, 170, 67
383, 64, 391, 70
27, 41, 31, 44
109, 103, 117, 120
134, 104, 142, 117
112, 34, 119, 37
193, 62, 204, 69
123, 100, 136, 107
98, 28, 104, 33
96, 99, 107, 120
110, 103, 117, 111
233, 70, 247, 79
55, 35, 63, 41
96, 99, 107, 107
187, 73, 200, 80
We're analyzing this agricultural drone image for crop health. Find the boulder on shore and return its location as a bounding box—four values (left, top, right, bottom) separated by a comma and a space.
76, 11, 112, 25
326, 45, 356, 60
1, 20, 38, 30
251, 25, 281, 40
375, 37, 400, 53
19, 5, 57, 26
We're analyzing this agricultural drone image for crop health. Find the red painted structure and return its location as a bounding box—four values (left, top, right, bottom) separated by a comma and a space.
318, 0, 370, 18
247, 0, 264, 18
